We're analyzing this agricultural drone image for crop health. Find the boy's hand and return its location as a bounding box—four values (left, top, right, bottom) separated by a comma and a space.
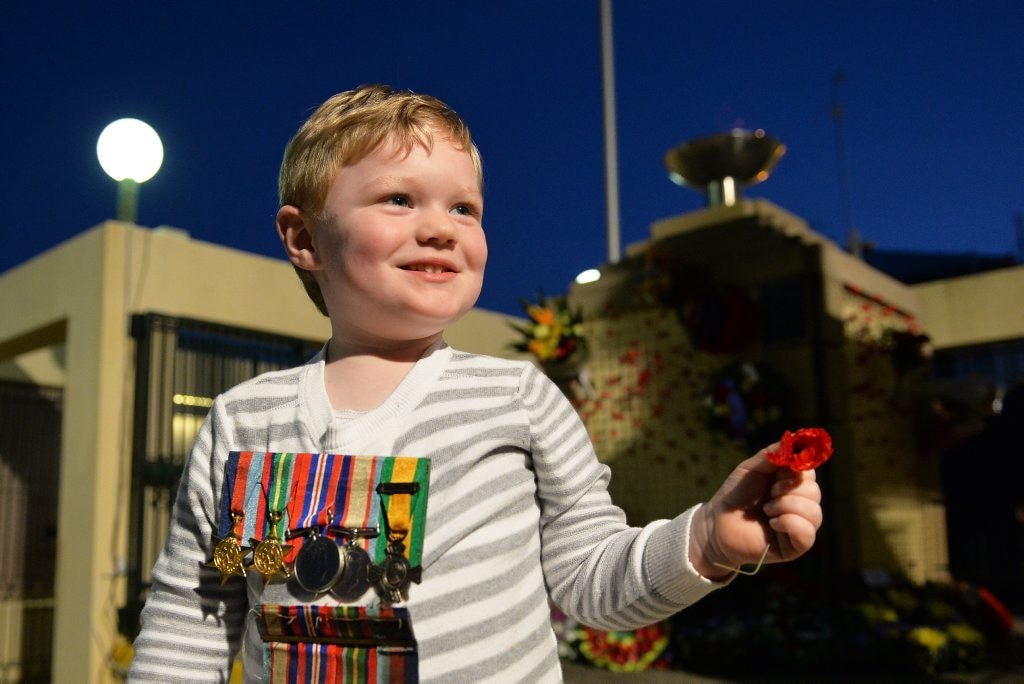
688, 443, 823, 580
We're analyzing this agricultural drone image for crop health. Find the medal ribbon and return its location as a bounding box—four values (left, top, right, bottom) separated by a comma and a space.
218, 451, 252, 538
260, 605, 417, 683
243, 452, 269, 541
333, 455, 385, 550
297, 453, 338, 529
265, 453, 294, 536
373, 457, 429, 564
218, 453, 429, 563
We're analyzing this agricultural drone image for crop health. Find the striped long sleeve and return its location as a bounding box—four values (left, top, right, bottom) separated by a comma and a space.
129, 343, 722, 683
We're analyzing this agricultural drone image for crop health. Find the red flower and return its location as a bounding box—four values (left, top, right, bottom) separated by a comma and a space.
769, 428, 833, 471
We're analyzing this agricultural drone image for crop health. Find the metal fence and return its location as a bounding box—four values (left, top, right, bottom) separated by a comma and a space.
0, 382, 62, 683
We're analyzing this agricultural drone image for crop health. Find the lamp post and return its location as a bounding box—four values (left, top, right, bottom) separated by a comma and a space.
96, 118, 164, 223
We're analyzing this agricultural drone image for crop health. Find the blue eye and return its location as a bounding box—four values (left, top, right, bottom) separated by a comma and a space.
387, 195, 409, 207
453, 204, 478, 217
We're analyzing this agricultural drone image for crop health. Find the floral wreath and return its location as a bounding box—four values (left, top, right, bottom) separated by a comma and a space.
704, 360, 787, 447
577, 622, 671, 672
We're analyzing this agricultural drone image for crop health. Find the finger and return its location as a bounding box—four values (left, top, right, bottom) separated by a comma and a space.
768, 513, 818, 558
763, 491, 823, 530
769, 472, 820, 502
739, 443, 783, 476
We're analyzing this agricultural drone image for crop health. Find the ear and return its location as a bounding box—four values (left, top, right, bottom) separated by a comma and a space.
277, 205, 322, 271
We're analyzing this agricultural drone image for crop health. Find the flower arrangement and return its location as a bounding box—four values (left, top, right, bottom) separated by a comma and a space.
551, 607, 672, 672
843, 581, 990, 676
576, 623, 671, 672
508, 292, 585, 367
556, 573, 1005, 679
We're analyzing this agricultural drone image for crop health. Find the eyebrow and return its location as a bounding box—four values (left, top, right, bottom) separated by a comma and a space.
363, 174, 481, 197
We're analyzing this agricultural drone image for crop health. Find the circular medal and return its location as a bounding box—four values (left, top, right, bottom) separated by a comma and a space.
330, 544, 373, 602
293, 533, 345, 594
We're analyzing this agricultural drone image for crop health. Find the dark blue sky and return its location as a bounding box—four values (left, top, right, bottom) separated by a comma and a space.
3, 1, 1022, 315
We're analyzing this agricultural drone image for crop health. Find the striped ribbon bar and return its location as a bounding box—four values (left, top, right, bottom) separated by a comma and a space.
259, 605, 417, 683
217, 452, 430, 566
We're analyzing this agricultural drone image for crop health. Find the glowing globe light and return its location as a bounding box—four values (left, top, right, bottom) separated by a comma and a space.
575, 268, 602, 285
97, 118, 163, 182
96, 118, 163, 222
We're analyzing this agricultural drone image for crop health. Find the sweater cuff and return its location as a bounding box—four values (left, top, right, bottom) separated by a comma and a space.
645, 503, 731, 606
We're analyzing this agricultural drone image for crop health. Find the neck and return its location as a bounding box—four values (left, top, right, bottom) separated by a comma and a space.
322, 334, 441, 411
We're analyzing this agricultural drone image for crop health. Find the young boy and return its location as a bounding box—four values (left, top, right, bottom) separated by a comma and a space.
129, 84, 823, 682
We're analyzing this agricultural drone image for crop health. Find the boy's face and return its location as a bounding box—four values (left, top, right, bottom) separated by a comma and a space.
308, 134, 487, 347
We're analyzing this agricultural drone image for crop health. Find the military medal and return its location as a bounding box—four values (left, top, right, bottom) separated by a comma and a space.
329, 526, 378, 601
206, 511, 251, 584
288, 522, 345, 595
369, 537, 422, 605
214, 453, 430, 607
249, 509, 292, 583
370, 482, 423, 605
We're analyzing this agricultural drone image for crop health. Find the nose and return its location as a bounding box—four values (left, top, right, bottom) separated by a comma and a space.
417, 208, 457, 247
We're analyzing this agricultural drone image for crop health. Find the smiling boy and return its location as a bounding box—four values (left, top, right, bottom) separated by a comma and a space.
129, 84, 823, 682
276, 111, 487, 411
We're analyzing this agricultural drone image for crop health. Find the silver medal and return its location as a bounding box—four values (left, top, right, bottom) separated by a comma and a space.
292, 530, 345, 594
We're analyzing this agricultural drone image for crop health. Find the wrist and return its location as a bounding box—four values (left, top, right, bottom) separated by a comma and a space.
688, 504, 734, 581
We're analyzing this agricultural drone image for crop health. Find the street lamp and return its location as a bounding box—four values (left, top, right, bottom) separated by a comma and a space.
96, 118, 164, 223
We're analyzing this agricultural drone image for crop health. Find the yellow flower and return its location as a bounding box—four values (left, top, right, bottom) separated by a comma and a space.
109, 635, 134, 677
947, 622, 984, 645
908, 626, 948, 656
858, 602, 898, 623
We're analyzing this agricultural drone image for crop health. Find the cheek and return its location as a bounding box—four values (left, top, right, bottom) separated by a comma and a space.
319, 227, 394, 275
468, 231, 488, 270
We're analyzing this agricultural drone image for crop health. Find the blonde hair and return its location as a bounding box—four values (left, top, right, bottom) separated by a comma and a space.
278, 84, 483, 315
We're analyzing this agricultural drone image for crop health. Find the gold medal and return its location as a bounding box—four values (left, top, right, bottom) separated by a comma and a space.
249, 510, 292, 584
206, 512, 251, 584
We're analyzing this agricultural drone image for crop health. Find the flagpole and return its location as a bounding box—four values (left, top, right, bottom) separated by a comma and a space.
600, 0, 621, 263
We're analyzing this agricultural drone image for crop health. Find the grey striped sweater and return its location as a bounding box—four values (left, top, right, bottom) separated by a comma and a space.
129, 342, 721, 682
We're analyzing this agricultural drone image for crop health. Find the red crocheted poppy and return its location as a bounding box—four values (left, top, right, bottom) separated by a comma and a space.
769, 428, 833, 471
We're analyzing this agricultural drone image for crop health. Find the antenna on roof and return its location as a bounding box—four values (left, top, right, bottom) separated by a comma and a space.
831, 71, 863, 258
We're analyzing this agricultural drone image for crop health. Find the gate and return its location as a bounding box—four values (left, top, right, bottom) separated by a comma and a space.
120, 313, 320, 637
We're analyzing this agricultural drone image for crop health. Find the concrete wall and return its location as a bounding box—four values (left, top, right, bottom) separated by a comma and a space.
913, 264, 1024, 350
572, 200, 947, 583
